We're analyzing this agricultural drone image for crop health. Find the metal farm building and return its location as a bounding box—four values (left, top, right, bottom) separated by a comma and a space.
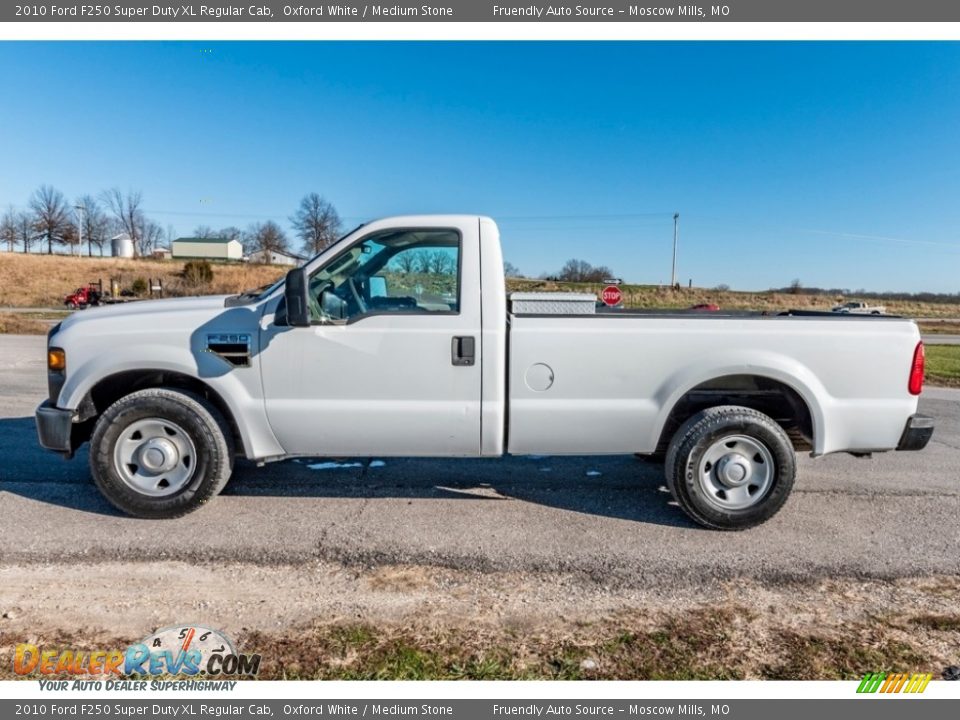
171, 237, 243, 261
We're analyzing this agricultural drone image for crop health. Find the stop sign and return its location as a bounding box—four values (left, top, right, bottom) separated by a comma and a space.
601, 285, 623, 307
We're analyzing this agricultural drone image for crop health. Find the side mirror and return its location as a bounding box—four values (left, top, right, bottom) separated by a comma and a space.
284, 267, 310, 327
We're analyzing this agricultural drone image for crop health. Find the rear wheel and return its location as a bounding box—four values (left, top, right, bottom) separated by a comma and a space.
664, 405, 795, 530
90, 388, 234, 518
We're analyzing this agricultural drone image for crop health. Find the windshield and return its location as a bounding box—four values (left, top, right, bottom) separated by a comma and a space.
234, 223, 368, 304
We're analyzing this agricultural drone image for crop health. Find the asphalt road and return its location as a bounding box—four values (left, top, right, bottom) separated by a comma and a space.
924, 334, 960, 345
1, 334, 958, 587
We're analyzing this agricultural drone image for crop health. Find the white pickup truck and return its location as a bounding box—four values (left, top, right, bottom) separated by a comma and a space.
832, 301, 886, 315
36, 215, 933, 529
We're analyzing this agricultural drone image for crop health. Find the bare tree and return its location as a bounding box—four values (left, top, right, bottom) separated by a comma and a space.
557, 258, 614, 282
0, 207, 17, 252
78, 196, 110, 257
61, 222, 80, 255
394, 252, 420, 274
16, 211, 36, 253
218, 226, 242, 242
193, 225, 215, 239
30, 185, 70, 254
503, 261, 521, 278
101, 188, 144, 255
141, 220, 164, 256
246, 220, 290, 262
291, 193, 342, 256
426, 250, 456, 275
559, 259, 591, 281
590, 265, 614, 282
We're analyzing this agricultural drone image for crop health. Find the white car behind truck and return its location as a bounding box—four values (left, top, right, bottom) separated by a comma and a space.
36, 215, 934, 529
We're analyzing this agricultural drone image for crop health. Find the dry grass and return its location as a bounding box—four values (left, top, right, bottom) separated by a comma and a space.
919, 321, 960, 335
1, 253, 958, 317
0, 312, 50, 335
0, 253, 286, 308
0, 569, 957, 681
0, 604, 950, 681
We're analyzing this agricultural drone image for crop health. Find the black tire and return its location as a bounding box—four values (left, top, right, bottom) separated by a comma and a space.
664, 405, 795, 530
89, 388, 234, 518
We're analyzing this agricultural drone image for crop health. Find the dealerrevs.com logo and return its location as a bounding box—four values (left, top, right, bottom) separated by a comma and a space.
13, 625, 260, 678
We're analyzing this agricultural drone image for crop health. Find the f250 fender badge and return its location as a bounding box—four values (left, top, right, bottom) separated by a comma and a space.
205, 333, 252, 367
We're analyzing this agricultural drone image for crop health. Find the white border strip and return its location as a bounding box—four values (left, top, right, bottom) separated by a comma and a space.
3, 21, 960, 41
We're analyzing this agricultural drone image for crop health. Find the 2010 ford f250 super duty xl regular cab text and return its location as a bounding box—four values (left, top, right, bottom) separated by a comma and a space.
35, 216, 934, 529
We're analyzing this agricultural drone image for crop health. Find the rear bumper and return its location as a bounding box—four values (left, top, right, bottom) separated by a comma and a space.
896, 414, 935, 451
35, 400, 76, 454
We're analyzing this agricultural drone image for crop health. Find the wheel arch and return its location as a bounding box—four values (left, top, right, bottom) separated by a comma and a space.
74, 369, 248, 457
652, 360, 828, 456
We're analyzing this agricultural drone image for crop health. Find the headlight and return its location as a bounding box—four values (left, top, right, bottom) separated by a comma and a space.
48, 348, 66, 372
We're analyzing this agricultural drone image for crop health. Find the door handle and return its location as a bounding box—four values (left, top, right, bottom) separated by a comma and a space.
451, 336, 475, 366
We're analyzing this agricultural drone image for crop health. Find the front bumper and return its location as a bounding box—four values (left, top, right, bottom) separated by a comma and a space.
35, 400, 76, 454
896, 414, 935, 451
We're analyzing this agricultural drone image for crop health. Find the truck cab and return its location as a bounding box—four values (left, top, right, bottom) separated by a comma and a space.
258, 216, 506, 458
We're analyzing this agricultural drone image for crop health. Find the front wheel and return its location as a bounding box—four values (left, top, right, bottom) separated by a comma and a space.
90, 388, 234, 518
664, 406, 796, 530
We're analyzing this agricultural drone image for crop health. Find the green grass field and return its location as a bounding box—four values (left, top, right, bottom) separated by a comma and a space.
926, 346, 960, 388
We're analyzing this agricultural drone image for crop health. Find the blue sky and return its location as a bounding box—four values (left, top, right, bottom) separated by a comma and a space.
0, 41, 958, 292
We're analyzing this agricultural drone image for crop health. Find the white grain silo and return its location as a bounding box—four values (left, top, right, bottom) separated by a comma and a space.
111, 233, 134, 258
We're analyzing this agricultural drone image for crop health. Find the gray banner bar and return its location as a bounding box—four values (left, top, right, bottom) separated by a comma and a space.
1, 700, 959, 719
7, 0, 960, 23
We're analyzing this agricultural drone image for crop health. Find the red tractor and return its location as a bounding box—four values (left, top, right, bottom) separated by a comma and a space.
64, 284, 102, 310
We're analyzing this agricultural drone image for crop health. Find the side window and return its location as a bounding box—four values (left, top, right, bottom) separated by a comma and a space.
307, 229, 460, 322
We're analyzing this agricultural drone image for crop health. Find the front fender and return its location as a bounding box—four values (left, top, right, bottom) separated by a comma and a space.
59, 344, 284, 460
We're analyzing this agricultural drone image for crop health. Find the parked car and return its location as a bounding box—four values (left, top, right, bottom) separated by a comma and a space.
36, 215, 932, 530
832, 301, 886, 315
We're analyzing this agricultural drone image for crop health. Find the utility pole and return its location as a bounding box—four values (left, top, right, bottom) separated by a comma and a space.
671, 212, 679, 288
74, 204, 85, 257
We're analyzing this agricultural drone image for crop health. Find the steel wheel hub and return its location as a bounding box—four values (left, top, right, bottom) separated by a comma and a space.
114, 418, 197, 497
138, 437, 180, 474
716, 454, 751, 486
697, 435, 775, 510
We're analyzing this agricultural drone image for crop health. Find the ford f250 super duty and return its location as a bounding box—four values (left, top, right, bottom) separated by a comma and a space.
35, 215, 934, 529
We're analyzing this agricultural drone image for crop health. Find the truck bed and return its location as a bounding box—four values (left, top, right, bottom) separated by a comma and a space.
506, 311, 920, 457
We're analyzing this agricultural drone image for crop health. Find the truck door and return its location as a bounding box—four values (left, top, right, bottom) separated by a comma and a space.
258, 223, 482, 457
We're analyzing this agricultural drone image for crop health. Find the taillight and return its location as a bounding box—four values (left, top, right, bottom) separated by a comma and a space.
908, 341, 924, 395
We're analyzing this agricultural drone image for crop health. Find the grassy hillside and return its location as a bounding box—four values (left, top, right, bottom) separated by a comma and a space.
0, 253, 286, 308
1, 252, 958, 317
